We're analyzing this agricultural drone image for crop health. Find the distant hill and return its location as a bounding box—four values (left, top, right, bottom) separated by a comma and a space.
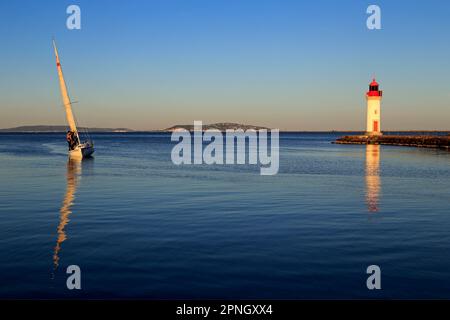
0, 125, 134, 133
163, 122, 270, 132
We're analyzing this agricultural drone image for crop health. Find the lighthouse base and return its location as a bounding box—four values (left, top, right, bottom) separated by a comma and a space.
366, 131, 383, 136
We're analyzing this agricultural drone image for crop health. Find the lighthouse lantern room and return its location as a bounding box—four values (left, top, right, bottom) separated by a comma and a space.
366, 79, 383, 136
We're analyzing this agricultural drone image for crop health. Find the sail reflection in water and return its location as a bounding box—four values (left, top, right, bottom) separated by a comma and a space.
365, 144, 381, 212
53, 159, 81, 271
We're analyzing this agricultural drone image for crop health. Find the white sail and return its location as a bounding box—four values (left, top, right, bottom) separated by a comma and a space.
52, 40, 78, 138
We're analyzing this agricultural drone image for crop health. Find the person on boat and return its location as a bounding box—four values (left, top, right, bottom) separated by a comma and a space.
66, 131, 79, 150
66, 131, 73, 150
71, 132, 79, 147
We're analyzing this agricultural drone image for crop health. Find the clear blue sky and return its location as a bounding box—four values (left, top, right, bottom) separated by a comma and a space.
0, 0, 449, 130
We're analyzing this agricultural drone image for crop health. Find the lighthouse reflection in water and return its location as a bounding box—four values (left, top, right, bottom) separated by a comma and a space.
365, 144, 381, 212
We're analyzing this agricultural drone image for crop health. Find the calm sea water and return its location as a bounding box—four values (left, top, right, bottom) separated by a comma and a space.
1, 132, 450, 299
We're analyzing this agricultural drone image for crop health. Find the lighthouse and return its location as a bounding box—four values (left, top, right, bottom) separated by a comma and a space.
366, 79, 383, 135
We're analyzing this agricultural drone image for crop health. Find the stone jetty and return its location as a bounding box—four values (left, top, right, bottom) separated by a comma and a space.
334, 135, 450, 150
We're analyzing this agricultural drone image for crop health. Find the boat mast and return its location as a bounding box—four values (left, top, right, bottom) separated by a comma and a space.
52, 39, 80, 143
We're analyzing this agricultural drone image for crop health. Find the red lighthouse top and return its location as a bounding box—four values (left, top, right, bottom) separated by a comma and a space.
367, 78, 382, 97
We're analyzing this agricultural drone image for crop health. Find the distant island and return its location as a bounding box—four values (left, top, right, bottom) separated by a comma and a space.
0, 125, 134, 133
163, 122, 270, 132
1, 123, 270, 133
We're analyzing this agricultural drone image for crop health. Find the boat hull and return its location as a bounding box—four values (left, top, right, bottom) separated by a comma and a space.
69, 142, 94, 159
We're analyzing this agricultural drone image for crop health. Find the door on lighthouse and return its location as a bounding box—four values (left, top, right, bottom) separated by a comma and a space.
373, 121, 379, 132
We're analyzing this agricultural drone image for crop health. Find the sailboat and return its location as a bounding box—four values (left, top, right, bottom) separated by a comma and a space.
52, 39, 94, 158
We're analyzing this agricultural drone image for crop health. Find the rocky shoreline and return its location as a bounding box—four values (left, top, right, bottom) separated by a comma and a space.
334, 135, 450, 150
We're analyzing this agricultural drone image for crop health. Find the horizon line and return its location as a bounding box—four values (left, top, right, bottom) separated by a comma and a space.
1, 124, 450, 133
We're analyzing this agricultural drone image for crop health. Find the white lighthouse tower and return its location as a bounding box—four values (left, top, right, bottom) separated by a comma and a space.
366, 78, 383, 136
